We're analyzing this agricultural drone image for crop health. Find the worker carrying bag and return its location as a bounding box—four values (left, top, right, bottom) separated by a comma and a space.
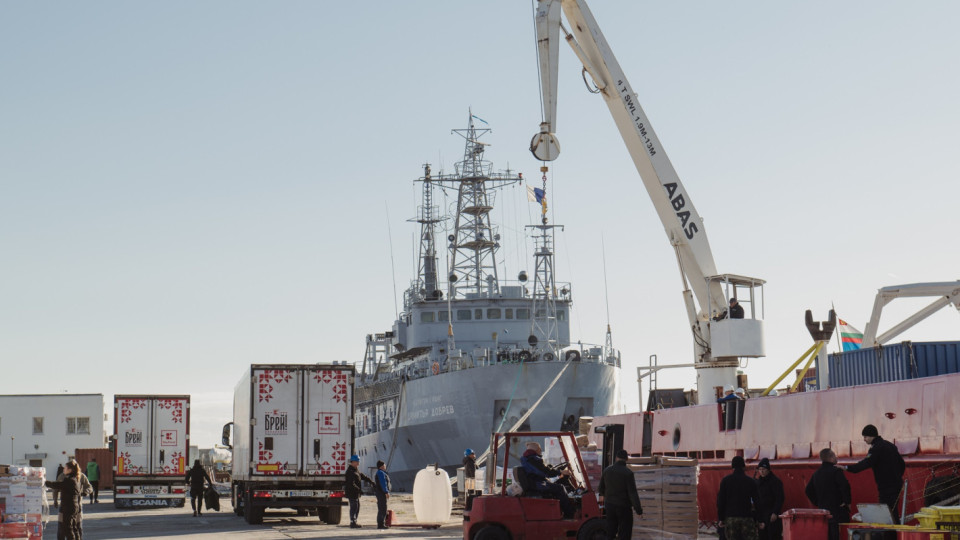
203, 486, 221, 512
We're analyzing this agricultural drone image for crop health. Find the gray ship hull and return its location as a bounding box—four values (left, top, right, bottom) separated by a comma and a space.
355, 359, 621, 491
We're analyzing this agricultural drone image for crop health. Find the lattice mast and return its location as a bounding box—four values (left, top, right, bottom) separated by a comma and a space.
435, 111, 521, 300
527, 167, 563, 354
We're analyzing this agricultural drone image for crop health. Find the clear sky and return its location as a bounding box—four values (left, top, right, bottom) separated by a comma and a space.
2, 1, 958, 449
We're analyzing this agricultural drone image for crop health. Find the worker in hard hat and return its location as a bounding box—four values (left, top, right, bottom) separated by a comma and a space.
718, 385, 738, 403
463, 448, 479, 497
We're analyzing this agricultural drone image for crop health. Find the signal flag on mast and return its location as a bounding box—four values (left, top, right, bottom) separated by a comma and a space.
526, 185, 547, 214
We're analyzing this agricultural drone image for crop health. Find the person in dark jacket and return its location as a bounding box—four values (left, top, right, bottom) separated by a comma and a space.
729, 298, 745, 319
844, 424, 905, 523
520, 442, 575, 518
755, 458, 784, 540
344, 454, 373, 528
717, 456, 759, 540
53, 463, 65, 508
374, 460, 391, 529
598, 449, 643, 540
463, 448, 478, 497
185, 460, 213, 516
806, 448, 851, 540
45, 460, 82, 540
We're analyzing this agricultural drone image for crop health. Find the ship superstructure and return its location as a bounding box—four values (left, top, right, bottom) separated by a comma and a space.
354, 113, 622, 489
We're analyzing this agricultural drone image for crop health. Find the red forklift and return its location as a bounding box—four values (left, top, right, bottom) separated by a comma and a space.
462, 431, 607, 540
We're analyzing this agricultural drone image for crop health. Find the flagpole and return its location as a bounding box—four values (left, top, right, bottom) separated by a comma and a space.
831, 301, 842, 353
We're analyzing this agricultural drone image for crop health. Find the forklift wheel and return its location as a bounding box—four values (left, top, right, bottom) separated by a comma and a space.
474, 526, 509, 540
576, 519, 607, 540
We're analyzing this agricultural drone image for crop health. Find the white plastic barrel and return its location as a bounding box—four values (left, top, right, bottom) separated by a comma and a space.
413, 466, 453, 523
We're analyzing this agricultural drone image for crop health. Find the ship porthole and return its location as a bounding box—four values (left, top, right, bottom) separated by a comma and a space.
672, 424, 681, 450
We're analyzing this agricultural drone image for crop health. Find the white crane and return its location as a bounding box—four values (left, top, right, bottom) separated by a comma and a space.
530, 0, 765, 402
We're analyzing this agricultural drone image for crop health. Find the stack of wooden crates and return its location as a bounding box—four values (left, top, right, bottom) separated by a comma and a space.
628, 456, 699, 539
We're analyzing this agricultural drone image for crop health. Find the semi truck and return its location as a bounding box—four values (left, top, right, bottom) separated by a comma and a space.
113, 395, 190, 509
223, 364, 354, 525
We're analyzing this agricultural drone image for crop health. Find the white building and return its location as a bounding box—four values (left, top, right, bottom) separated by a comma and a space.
0, 394, 106, 476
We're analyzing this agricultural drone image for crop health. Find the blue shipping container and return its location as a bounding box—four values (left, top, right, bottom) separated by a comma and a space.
822, 341, 960, 389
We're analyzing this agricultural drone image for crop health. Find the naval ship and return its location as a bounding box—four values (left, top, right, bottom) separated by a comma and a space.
354, 113, 623, 490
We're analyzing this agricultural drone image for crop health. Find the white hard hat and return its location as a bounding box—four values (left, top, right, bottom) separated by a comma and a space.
725, 384, 735, 393
735, 387, 745, 394
769, 389, 779, 396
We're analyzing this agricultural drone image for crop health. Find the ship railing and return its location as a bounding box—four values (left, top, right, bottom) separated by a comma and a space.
402, 278, 573, 305
360, 342, 622, 388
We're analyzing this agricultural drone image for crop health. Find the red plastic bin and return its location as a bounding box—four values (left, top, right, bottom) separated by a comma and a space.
780, 508, 832, 540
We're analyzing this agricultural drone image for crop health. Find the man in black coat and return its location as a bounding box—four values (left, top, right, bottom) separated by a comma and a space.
598, 449, 643, 540
844, 424, 905, 523
344, 454, 373, 528
185, 460, 213, 516
717, 456, 759, 540
806, 448, 851, 540
755, 458, 784, 540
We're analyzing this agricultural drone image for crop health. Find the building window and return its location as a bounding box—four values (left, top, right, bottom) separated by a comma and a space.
67, 417, 91, 435
487, 308, 501, 319
33, 417, 43, 435
457, 309, 472, 321
438, 311, 449, 322
505, 308, 513, 320
420, 311, 435, 323
516, 308, 530, 320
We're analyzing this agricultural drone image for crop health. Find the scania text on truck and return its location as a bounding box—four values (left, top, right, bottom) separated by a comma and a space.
223, 364, 355, 525
113, 395, 190, 509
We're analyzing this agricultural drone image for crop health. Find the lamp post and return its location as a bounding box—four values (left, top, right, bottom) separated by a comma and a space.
10, 436, 14, 463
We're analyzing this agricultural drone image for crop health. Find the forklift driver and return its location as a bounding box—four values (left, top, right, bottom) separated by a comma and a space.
521, 442, 576, 518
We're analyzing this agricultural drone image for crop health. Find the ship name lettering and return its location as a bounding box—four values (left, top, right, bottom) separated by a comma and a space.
431, 405, 454, 417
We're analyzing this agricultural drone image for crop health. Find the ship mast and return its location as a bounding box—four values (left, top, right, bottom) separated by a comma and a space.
526, 167, 563, 355
410, 164, 442, 303
432, 111, 521, 300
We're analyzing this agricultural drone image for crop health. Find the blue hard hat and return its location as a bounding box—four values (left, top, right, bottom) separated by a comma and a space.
465, 448, 474, 456
350, 454, 360, 462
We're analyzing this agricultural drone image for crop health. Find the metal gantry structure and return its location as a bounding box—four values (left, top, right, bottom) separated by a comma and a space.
431, 112, 522, 301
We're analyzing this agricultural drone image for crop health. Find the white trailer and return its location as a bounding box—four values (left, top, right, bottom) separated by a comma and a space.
224, 364, 354, 525
112, 395, 190, 509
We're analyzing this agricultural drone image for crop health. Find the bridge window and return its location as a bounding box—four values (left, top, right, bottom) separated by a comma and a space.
420, 312, 435, 323
438, 311, 448, 322
457, 310, 472, 321
557, 309, 566, 321
487, 308, 501, 319
516, 308, 530, 320
475, 309, 483, 320
505, 309, 514, 319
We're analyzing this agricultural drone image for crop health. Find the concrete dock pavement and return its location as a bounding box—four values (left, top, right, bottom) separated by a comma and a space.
45, 491, 464, 539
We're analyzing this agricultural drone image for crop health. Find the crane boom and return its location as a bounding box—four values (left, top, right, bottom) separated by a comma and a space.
532, 0, 765, 375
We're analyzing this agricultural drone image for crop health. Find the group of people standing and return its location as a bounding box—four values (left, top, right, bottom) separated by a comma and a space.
344, 455, 391, 529
717, 424, 906, 540
44, 459, 98, 540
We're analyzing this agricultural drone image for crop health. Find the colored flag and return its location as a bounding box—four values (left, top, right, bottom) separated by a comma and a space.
526, 185, 547, 214
471, 114, 488, 125
838, 318, 863, 351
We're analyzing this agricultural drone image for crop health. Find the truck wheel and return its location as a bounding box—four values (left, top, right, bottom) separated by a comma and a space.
474, 526, 509, 540
244, 500, 264, 525
322, 505, 342, 525
576, 519, 607, 540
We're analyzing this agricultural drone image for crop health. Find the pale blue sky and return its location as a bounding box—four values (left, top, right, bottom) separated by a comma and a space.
3, 2, 958, 447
